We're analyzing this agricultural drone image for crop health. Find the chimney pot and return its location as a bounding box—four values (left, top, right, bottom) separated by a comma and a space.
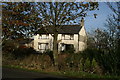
81, 18, 84, 27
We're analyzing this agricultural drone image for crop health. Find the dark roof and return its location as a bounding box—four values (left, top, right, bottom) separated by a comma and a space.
19, 39, 33, 44
35, 25, 82, 34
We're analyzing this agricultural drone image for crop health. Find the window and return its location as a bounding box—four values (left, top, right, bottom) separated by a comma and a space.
39, 34, 49, 39
62, 34, 74, 40
62, 34, 65, 40
38, 43, 49, 52
61, 43, 65, 51
65, 35, 70, 40
70, 35, 74, 40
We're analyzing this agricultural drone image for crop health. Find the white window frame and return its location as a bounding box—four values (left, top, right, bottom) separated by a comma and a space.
39, 34, 49, 39
62, 34, 74, 40
38, 43, 49, 51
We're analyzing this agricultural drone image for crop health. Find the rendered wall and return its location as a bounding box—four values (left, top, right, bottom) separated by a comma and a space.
78, 26, 87, 51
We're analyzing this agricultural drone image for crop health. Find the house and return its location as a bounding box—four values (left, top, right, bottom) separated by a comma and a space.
34, 18, 87, 53
18, 39, 34, 48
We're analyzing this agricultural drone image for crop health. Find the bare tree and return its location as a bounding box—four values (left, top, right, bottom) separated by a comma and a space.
106, 2, 120, 52
35, 2, 98, 67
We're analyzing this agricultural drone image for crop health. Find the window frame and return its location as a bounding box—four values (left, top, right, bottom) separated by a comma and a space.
62, 34, 74, 40
38, 43, 49, 51
38, 34, 49, 39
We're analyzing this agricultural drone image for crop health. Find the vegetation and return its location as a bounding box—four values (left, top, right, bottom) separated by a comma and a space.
35, 2, 98, 67
3, 48, 120, 78
3, 65, 120, 78
2, 2, 99, 67
2, 2, 120, 78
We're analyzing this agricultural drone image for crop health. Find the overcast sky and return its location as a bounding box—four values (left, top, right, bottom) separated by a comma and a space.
85, 2, 114, 33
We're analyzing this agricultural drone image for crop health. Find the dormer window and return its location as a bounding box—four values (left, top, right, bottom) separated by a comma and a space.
39, 34, 49, 39
62, 34, 74, 40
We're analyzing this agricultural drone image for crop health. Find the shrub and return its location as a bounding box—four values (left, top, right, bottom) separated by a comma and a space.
44, 49, 54, 64
76, 48, 103, 74
81, 48, 120, 75
12, 47, 37, 59
2, 40, 18, 53
61, 45, 75, 54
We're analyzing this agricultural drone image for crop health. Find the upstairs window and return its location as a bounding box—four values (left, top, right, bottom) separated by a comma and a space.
62, 34, 74, 40
39, 34, 49, 39
70, 35, 74, 40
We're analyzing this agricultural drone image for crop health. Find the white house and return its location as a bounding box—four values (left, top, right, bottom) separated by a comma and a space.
34, 18, 87, 53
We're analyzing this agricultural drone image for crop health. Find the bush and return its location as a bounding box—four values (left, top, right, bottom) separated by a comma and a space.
76, 48, 103, 74
80, 48, 120, 75
44, 49, 54, 64
61, 45, 75, 54
12, 47, 37, 59
2, 40, 18, 53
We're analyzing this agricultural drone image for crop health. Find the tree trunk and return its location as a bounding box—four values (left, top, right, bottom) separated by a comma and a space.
53, 33, 58, 68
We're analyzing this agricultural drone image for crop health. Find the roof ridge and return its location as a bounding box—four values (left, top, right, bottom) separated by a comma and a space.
42, 25, 80, 26
36, 25, 82, 34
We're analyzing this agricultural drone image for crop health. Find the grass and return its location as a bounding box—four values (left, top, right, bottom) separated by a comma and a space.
62, 71, 120, 78
3, 65, 120, 79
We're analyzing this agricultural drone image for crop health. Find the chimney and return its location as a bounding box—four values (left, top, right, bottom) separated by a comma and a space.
81, 17, 84, 27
